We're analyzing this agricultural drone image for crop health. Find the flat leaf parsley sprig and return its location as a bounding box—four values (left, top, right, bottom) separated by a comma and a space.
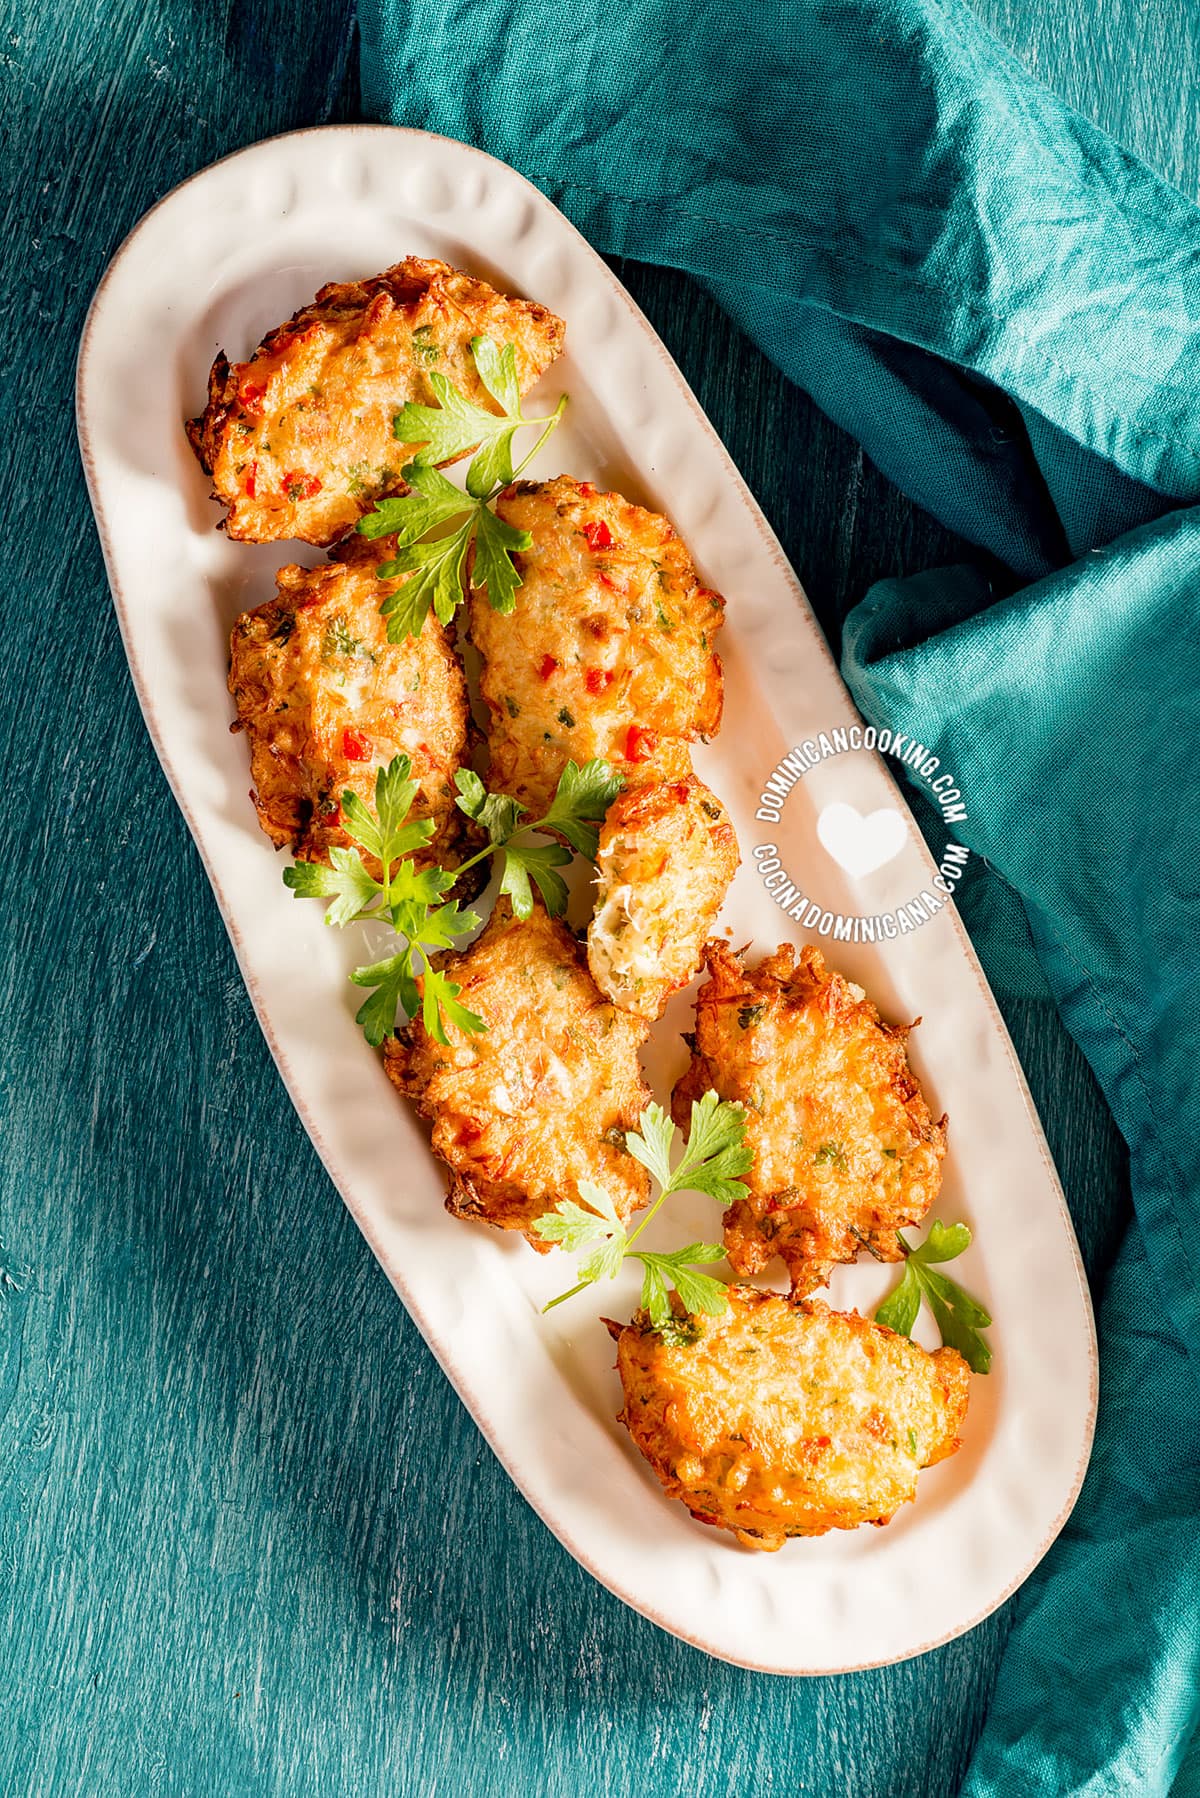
874, 1220, 993, 1373
454, 757, 621, 919
284, 752, 622, 1047
358, 336, 566, 639
534, 1093, 753, 1327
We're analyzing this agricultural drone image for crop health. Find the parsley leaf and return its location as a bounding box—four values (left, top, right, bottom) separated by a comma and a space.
918, 1261, 993, 1355
281, 757, 436, 932
360, 463, 471, 550
539, 758, 625, 859
874, 1263, 922, 1338
341, 758, 435, 872
500, 840, 572, 919
416, 897, 484, 952
535, 1182, 625, 1255
394, 336, 562, 490
536, 1094, 750, 1324
473, 503, 532, 614
386, 858, 457, 913
394, 371, 515, 477
378, 516, 475, 634
350, 951, 420, 1048
357, 341, 565, 637
454, 769, 527, 845
454, 758, 620, 919
283, 753, 621, 1050
471, 335, 522, 416
282, 848, 380, 928
422, 968, 486, 1046
373, 570, 436, 643
579, 1226, 629, 1287
915, 1218, 973, 1262
639, 1246, 727, 1328
621, 1101, 675, 1191
874, 1220, 993, 1374
625, 1092, 752, 1207
284, 753, 484, 1047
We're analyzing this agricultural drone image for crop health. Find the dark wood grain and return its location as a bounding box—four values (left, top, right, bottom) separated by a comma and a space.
0, 0, 1183, 1791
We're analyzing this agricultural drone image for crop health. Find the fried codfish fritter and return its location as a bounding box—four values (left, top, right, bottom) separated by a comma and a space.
228, 534, 471, 872
384, 902, 651, 1246
468, 476, 726, 813
610, 1287, 970, 1548
673, 942, 946, 1294
188, 258, 565, 546
587, 774, 739, 1020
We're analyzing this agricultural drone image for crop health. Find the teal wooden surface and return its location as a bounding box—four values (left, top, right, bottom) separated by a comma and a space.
1, 1, 1191, 1792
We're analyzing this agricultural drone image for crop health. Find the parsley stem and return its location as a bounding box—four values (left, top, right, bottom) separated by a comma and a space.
510, 396, 568, 482
449, 804, 569, 888
542, 1279, 589, 1314
621, 1186, 676, 1254
449, 842, 497, 881
543, 1193, 669, 1315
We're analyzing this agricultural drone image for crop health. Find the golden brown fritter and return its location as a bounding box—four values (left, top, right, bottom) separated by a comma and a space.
587, 774, 739, 1020
673, 942, 946, 1294
188, 258, 565, 546
384, 902, 652, 1246
228, 534, 471, 872
468, 476, 726, 813
610, 1287, 970, 1548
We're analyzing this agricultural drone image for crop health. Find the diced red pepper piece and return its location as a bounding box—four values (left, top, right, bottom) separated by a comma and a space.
584, 668, 614, 695
582, 519, 613, 553
245, 460, 258, 499
577, 481, 596, 497
539, 654, 558, 680
342, 728, 371, 762
238, 378, 267, 412
283, 470, 323, 502
624, 725, 657, 763
596, 572, 615, 590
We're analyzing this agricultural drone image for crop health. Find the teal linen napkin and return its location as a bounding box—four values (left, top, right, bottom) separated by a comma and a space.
359, 0, 1200, 1786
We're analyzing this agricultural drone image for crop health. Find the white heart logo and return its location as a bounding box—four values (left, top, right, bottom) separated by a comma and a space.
816, 802, 907, 878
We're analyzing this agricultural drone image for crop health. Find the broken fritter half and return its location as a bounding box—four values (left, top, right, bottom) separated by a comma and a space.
610, 1287, 970, 1548
468, 476, 726, 814
587, 774, 739, 1020
673, 942, 946, 1294
383, 902, 652, 1246
228, 533, 472, 873
188, 257, 565, 545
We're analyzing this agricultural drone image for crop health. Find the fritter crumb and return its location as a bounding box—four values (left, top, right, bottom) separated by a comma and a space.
611, 1287, 970, 1547
227, 533, 472, 874
189, 257, 564, 545
384, 902, 652, 1247
468, 475, 725, 814
673, 941, 946, 1293
588, 774, 738, 1019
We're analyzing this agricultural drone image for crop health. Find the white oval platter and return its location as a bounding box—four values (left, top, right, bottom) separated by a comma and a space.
76, 125, 1096, 1674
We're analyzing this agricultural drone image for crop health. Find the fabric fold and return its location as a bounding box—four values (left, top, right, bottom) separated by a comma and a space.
841, 521, 1200, 1791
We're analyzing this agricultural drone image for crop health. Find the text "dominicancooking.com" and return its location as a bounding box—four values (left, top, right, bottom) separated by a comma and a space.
752, 725, 971, 943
